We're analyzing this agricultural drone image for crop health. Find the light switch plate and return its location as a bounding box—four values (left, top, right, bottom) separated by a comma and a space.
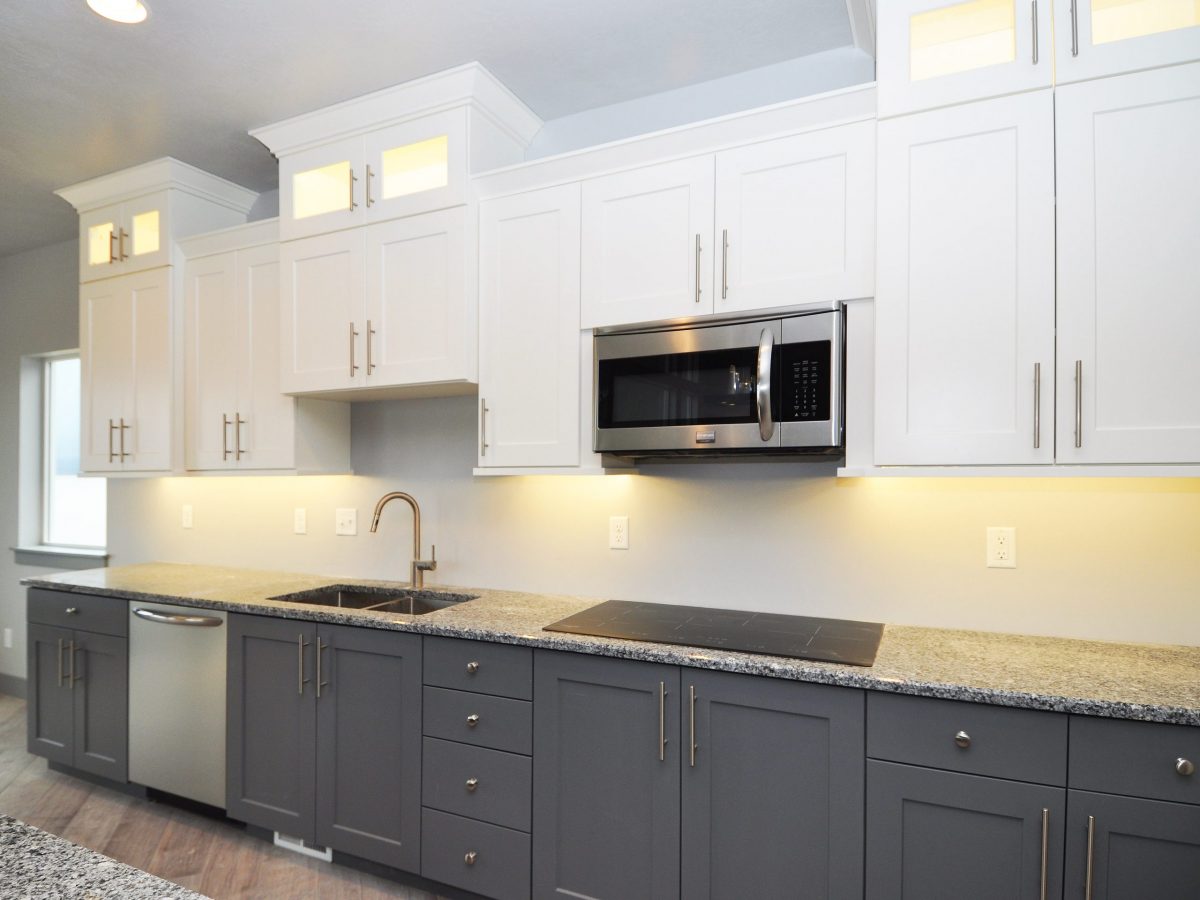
293, 508, 307, 535
335, 508, 357, 536
181, 504, 193, 529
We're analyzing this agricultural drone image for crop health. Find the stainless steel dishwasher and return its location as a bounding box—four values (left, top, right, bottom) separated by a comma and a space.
128, 601, 227, 808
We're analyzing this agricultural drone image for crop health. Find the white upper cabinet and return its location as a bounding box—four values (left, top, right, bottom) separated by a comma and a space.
77, 190, 170, 281
1055, 63, 1200, 463
714, 122, 876, 315
280, 135, 366, 242
580, 156, 715, 328
877, 0, 1053, 117
364, 108, 468, 223
1054, 0, 1200, 82
478, 184, 583, 469
875, 91, 1057, 465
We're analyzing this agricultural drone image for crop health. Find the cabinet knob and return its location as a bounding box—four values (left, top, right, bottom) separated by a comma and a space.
465, 777, 478, 792
954, 730, 971, 749
466, 713, 480, 728
466, 661, 480, 674
1178, 758, 1196, 777
464, 850, 477, 866
65, 607, 79, 615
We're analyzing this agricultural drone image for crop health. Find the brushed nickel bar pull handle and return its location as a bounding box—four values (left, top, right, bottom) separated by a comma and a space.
1085, 815, 1096, 900
1070, 0, 1080, 57
109, 230, 118, 264
348, 168, 358, 211
1039, 807, 1049, 900
118, 228, 128, 261
1074, 360, 1083, 449
365, 164, 374, 208
108, 419, 116, 463
316, 640, 328, 699
68, 640, 76, 688
688, 684, 697, 767
658, 681, 667, 761
222, 413, 231, 461
721, 229, 729, 300
118, 418, 130, 460
1031, 1, 1039, 65
1033, 363, 1041, 449
57, 638, 64, 688
479, 399, 489, 457
297, 634, 310, 695
349, 322, 359, 378
235, 413, 246, 460
694, 234, 702, 304
366, 320, 375, 375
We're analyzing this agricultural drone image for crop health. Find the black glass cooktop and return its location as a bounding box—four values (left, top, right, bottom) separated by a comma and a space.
544, 600, 884, 667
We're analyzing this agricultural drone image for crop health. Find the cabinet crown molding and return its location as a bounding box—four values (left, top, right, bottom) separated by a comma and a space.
55, 157, 259, 214
249, 61, 543, 158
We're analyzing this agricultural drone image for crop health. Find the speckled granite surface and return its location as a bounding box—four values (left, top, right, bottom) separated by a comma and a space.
22, 563, 1200, 726
0, 815, 207, 899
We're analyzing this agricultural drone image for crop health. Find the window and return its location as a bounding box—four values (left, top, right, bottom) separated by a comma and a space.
40, 354, 106, 549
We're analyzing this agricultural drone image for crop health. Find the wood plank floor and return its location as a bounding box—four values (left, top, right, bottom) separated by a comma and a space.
0, 693, 445, 899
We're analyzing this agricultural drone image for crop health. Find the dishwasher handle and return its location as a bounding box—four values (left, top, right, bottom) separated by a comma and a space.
133, 608, 224, 627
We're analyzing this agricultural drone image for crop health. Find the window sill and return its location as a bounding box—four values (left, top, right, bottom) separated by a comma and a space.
11, 545, 109, 570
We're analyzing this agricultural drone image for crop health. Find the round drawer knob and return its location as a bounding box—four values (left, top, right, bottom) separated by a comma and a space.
465, 777, 479, 792
464, 851, 477, 866
954, 731, 972, 749
466, 714, 480, 728
466, 661, 480, 674
1178, 758, 1196, 777
65, 607, 79, 615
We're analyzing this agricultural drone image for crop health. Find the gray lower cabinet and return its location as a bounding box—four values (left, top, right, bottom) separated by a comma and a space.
27, 592, 128, 783
227, 614, 421, 872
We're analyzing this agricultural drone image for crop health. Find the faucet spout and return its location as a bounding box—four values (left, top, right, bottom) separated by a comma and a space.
370, 491, 437, 589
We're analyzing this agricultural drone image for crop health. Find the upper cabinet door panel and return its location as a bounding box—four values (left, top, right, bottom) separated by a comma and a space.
80, 280, 132, 472
364, 207, 470, 387
877, 0, 1053, 117
127, 267, 174, 472
581, 156, 715, 328
1056, 64, 1200, 463
1055, 0, 1200, 83
122, 190, 171, 274
79, 205, 122, 282
714, 122, 875, 315
184, 252, 239, 471
363, 108, 467, 224
280, 135, 365, 242
237, 245, 295, 470
875, 91, 1056, 465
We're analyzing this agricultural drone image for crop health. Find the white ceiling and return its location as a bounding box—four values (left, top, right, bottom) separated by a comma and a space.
0, 0, 856, 259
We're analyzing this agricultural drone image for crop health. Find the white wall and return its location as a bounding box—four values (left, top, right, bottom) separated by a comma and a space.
107, 396, 1200, 648
0, 240, 86, 685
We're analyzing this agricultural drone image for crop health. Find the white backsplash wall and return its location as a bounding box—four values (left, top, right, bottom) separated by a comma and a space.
107, 396, 1200, 647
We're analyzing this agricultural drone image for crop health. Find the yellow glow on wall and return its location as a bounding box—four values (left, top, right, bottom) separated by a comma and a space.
381, 135, 449, 199
910, 0, 1016, 82
87, 222, 114, 265
131, 210, 159, 256
293, 161, 352, 220
1092, 0, 1200, 44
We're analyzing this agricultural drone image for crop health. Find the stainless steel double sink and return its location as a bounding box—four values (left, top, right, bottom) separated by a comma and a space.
269, 584, 477, 616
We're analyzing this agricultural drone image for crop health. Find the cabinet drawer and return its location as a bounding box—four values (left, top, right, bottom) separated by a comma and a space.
424, 636, 532, 700
422, 737, 531, 832
421, 808, 530, 900
1070, 716, 1200, 806
28, 589, 127, 637
868, 693, 1067, 785
423, 687, 532, 755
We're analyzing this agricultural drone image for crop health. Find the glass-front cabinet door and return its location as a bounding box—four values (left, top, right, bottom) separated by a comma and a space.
77, 191, 169, 281
878, 0, 1053, 117
280, 135, 366, 241
363, 107, 466, 224
1055, 0, 1200, 82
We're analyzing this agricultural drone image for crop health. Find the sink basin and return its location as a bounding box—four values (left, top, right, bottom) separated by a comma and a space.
269, 584, 476, 615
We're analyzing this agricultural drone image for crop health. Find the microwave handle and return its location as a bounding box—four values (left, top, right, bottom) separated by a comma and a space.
756, 328, 775, 442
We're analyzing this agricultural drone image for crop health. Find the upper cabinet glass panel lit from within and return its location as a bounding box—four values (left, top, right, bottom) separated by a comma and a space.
293, 160, 353, 220
910, 0, 1016, 81
131, 210, 159, 256
87, 221, 115, 267
1056, 0, 1200, 82
1092, 0, 1200, 45
380, 135, 449, 200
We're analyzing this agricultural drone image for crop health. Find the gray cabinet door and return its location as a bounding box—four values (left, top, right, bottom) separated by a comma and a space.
533, 650, 680, 900
27, 623, 74, 766
315, 624, 421, 872
1065, 790, 1200, 900
71, 631, 128, 781
682, 669, 865, 900
227, 614, 318, 842
867, 760, 1065, 900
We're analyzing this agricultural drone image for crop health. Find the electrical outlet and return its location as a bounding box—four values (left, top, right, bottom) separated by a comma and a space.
335, 508, 357, 536
2, 628, 12, 649
609, 515, 629, 550
293, 508, 307, 535
987, 526, 1016, 568
181, 504, 193, 529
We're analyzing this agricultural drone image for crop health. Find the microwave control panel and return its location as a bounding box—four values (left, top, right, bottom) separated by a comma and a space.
778, 341, 831, 422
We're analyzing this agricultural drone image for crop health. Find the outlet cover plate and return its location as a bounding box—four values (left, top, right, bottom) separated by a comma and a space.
987, 526, 1016, 568
609, 515, 629, 550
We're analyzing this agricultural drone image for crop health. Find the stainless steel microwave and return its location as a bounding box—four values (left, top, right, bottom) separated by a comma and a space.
594, 303, 844, 457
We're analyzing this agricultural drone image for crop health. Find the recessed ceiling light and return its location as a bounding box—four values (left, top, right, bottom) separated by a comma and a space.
87, 0, 149, 24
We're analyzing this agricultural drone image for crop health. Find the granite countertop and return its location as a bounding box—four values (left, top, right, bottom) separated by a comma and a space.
0, 815, 207, 900
22, 563, 1200, 727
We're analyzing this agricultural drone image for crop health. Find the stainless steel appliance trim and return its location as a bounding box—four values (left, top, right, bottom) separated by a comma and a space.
597, 318, 782, 361
779, 305, 844, 450
595, 422, 776, 453
132, 608, 224, 627
593, 300, 842, 337
756, 327, 775, 442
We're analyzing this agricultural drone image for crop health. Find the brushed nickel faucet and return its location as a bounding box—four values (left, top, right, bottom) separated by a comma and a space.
369, 491, 437, 589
